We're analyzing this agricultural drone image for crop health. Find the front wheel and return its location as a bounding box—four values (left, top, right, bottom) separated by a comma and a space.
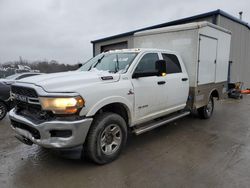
84, 112, 127, 165
0, 101, 7, 120
198, 96, 214, 119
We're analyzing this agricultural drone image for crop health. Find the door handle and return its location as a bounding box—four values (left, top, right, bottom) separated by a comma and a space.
182, 78, 188, 81
157, 81, 166, 85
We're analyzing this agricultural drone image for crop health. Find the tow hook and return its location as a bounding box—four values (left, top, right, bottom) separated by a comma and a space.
15, 134, 33, 146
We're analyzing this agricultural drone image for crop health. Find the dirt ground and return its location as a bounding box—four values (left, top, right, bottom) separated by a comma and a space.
1, 96, 250, 188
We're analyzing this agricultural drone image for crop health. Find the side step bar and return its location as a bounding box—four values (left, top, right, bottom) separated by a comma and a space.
133, 111, 190, 135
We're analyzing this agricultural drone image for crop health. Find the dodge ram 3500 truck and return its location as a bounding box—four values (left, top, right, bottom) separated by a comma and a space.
9, 22, 231, 164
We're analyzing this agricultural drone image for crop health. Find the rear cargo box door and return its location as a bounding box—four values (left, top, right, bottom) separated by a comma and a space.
198, 35, 217, 85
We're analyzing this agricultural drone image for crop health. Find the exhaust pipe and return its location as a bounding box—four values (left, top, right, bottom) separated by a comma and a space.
239, 11, 243, 20
15, 134, 33, 146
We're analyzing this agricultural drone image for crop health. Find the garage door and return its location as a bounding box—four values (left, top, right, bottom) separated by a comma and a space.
101, 41, 128, 52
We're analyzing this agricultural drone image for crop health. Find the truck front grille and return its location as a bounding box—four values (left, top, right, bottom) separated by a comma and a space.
11, 85, 38, 98
16, 100, 42, 113
15, 100, 55, 122
11, 119, 41, 139
11, 86, 61, 122
10, 85, 55, 121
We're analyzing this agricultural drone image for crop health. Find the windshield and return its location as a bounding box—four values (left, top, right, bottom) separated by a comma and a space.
79, 52, 138, 73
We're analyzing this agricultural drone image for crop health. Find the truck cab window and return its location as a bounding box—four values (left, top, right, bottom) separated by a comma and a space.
162, 53, 182, 74
135, 53, 159, 73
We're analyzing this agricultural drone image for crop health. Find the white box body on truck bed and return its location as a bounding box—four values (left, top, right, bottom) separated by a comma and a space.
134, 22, 231, 87
134, 22, 231, 108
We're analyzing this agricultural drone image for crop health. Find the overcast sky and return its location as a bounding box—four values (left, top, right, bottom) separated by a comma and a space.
0, 0, 249, 64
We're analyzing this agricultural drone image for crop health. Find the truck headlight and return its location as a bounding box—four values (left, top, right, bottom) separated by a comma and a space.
39, 96, 84, 114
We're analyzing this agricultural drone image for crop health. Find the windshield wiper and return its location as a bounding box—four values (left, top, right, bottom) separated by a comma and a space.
88, 55, 105, 71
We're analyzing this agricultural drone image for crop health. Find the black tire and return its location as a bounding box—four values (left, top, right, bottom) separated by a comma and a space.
198, 96, 214, 119
84, 112, 127, 165
0, 101, 7, 120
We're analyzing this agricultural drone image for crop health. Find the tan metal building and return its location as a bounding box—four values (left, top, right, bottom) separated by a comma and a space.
91, 9, 250, 87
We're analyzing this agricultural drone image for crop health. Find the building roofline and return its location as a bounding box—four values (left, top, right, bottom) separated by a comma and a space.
218, 9, 249, 29
91, 9, 249, 43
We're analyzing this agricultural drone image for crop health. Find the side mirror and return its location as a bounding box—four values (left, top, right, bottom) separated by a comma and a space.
155, 60, 166, 76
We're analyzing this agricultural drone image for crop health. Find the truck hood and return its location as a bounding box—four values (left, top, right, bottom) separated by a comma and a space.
0, 79, 15, 85
18, 70, 120, 92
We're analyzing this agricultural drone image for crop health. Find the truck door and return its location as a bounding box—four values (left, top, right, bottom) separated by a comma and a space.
162, 53, 189, 110
131, 53, 168, 122
198, 35, 218, 84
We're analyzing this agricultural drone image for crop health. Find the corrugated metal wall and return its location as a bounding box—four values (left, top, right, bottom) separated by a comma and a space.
217, 15, 250, 87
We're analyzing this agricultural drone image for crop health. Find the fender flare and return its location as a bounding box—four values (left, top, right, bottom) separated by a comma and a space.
86, 96, 133, 123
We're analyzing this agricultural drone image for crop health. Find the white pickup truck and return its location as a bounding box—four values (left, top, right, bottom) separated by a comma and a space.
9, 22, 231, 164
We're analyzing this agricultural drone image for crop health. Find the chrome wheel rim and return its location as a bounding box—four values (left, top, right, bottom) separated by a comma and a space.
206, 99, 213, 116
100, 124, 122, 155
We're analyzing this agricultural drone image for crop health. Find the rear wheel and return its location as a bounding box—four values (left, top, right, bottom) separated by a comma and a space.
84, 112, 127, 164
198, 96, 214, 119
0, 101, 7, 120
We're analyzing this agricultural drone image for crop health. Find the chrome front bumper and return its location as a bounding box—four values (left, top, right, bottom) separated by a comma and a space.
9, 109, 93, 149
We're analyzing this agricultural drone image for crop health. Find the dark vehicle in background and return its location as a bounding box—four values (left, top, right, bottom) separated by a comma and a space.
0, 82, 11, 120
0, 73, 42, 120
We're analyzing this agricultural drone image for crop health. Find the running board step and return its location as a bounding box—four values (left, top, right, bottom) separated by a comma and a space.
133, 111, 190, 135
